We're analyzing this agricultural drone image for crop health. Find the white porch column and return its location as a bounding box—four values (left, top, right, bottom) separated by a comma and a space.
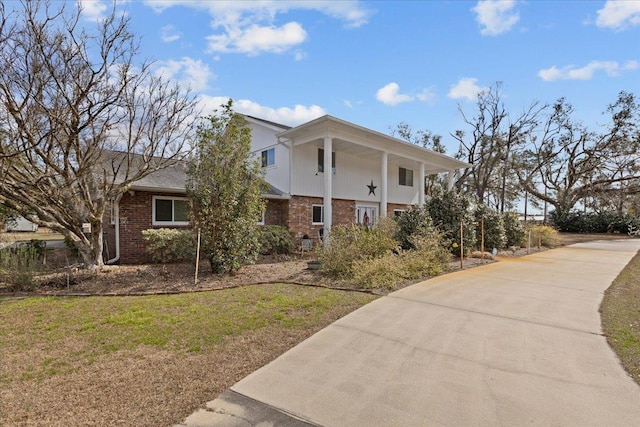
323, 137, 332, 244
418, 162, 425, 207
448, 170, 455, 191
380, 151, 388, 218
288, 140, 294, 195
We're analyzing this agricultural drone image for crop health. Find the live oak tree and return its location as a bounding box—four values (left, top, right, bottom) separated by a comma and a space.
516, 92, 640, 218
0, 1, 198, 267
186, 101, 266, 274
452, 82, 545, 212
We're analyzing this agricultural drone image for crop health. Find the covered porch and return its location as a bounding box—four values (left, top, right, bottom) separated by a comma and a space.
277, 115, 470, 242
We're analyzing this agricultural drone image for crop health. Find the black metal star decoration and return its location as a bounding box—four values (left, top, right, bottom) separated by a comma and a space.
367, 179, 377, 196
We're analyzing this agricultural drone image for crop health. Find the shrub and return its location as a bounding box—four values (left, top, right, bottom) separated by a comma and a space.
503, 211, 526, 247
352, 252, 406, 290
394, 206, 433, 250
402, 234, 450, 279
352, 234, 450, 290
142, 228, 196, 263
528, 225, 560, 248
474, 205, 506, 251
0, 240, 46, 289
426, 191, 476, 256
64, 236, 81, 261
318, 223, 398, 279
550, 209, 639, 234
258, 225, 295, 255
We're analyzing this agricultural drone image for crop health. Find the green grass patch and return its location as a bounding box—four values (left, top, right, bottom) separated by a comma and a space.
601, 248, 640, 385
0, 284, 376, 384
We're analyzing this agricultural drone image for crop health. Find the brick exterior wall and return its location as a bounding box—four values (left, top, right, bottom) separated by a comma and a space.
287, 196, 355, 244
107, 193, 418, 264
105, 191, 189, 264
264, 199, 289, 227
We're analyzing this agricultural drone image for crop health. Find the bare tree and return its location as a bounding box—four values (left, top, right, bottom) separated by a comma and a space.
452, 82, 545, 211
0, 1, 198, 267
517, 92, 640, 217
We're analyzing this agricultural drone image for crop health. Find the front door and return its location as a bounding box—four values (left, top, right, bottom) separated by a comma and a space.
356, 206, 377, 228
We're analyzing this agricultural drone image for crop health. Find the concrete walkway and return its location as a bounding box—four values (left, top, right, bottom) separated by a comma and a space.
178, 240, 640, 426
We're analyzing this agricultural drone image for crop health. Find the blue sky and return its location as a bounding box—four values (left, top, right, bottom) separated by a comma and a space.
77, 0, 639, 154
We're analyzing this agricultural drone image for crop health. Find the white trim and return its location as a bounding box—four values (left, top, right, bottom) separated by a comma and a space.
152, 195, 189, 226
312, 204, 324, 225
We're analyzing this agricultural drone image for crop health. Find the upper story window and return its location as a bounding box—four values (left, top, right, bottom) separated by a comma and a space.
317, 149, 336, 174
261, 147, 275, 167
152, 196, 189, 226
399, 167, 414, 187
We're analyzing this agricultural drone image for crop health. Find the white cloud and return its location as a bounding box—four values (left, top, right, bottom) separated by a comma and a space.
155, 57, 215, 92
78, 0, 109, 22
198, 95, 326, 126
160, 24, 181, 42
376, 83, 412, 106
538, 60, 639, 81
416, 88, 436, 103
596, 1, 640, 30
142, 1, 372, 55
448, 78, 488, 100
472, 0, 519, 36
294, 50, 307, 61
208, 22, 307, 55
343, 100, 353, 109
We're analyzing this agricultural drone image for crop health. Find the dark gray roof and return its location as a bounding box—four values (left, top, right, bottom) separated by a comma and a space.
128, 156, 287, 199
243, 115, 292, 130
129, 161, 188, 193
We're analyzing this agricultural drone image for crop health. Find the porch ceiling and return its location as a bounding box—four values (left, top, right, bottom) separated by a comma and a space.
277, 115, 470, 173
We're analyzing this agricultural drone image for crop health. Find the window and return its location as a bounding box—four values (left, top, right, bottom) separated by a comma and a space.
109, 198, 116, 225
152, 196, 189, 225
399, 167, 414, 186
317, 149, 336, 174
261, 147, 275, 167
257, 210, 265, 225
312, 205, 324, 224
393, 209, 406, 217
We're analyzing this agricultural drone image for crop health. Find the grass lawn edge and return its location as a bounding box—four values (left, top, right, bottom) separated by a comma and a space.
600, 247, 640, 386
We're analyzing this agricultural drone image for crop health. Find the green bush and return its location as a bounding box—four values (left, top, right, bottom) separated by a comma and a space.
0, 240, 46, 289
394, 206, 433, 250
474, 205, 506, 251
550, 210, 640, 234
352, 234, 450, 290
63, 236, 80, 261
142, 228, 196, 263
352, 252, 407, 290
503, 211, 526, 247
318, 223, 398, 279
529, 225, 560, 248
426, 191, 476, 256
258, 225, 294, 255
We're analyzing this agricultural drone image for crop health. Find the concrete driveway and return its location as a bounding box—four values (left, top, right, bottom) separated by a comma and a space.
180, 239, 640, 426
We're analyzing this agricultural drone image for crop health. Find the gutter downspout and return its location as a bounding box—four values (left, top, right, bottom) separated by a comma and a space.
106, 194, 121, 264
